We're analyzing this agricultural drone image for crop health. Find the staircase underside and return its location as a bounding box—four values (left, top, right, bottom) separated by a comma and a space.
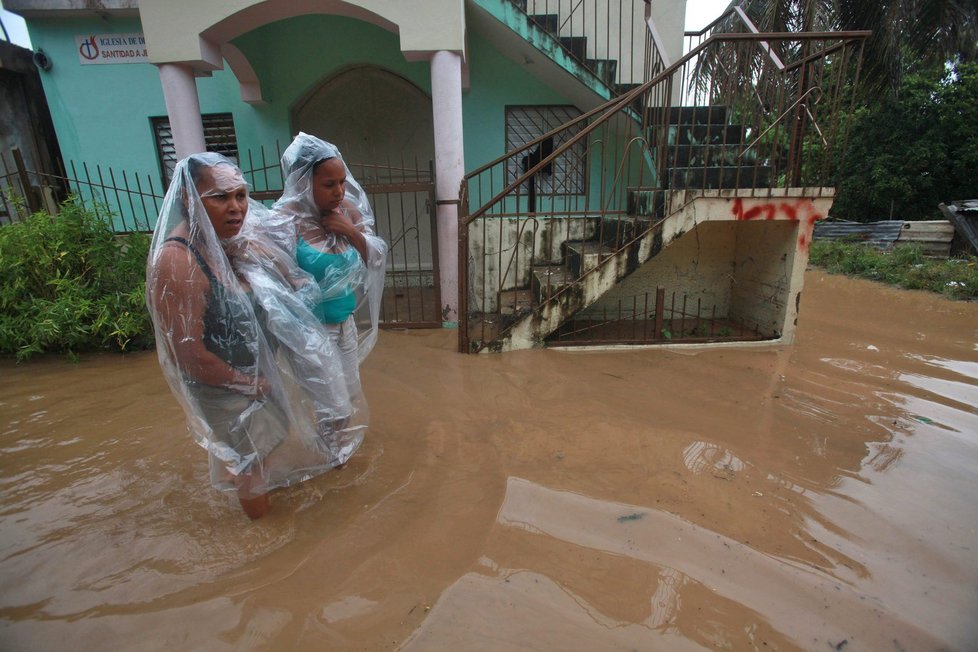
465, 188, 835, 353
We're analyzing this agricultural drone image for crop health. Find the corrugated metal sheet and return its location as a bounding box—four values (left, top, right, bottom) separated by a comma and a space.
814, 219, 956, 256
812, 220, 905, 248
940, 199, 978, 254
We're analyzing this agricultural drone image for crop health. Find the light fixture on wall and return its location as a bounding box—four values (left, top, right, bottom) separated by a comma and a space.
33, 48, 52, 71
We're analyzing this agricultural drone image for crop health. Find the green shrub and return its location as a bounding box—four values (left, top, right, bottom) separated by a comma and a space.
0, 198, 153, 360
809, 240, 978, 301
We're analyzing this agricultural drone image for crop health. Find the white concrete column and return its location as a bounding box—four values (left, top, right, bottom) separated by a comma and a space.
157, 63, 206, 160
430, 50, 464, 326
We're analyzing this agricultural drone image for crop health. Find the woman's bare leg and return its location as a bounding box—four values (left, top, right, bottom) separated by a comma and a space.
237, 466, 269, 519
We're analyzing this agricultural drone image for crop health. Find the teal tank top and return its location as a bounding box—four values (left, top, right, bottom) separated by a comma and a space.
295, 237, 360, 323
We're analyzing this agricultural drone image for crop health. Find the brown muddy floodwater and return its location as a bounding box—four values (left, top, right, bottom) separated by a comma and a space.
1, 269, 977, 651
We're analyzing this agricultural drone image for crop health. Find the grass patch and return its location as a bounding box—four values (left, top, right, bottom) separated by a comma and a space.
809, 239, 978, 301
0, 198, 154, 360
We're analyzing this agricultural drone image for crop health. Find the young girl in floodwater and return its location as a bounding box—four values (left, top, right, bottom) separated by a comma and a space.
257, 133, 387, 462
146, 152, 357, 519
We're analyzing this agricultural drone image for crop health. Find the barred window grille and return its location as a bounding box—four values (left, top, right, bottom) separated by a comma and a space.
505, 106, 586, 195
152, 113, 239, 186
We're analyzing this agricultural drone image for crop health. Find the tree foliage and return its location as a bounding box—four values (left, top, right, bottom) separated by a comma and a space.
722, 0, 978, 95
831, 61, 978, 221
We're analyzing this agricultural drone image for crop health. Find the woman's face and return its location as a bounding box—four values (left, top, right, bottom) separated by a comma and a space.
196, 165, 249, 240
311, 158, 346, 214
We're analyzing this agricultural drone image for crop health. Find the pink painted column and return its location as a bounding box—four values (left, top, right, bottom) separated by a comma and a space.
157, 63, 206, 160
430, 50, 464, 326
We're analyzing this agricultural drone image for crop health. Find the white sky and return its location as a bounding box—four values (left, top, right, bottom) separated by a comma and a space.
684, 0, 734, 31
1, 5, 31, 48
1, 2, 733, 53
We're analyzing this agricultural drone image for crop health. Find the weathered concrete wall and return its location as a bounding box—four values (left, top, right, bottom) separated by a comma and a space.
582, 220, 736, 319
553, 190, 829, 346
467, 215, 595, 312
0, 40, 61, 177
729, 220, 797, 337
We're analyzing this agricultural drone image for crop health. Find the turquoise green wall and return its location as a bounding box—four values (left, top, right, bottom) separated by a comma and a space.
462, 28, 570, 170
28, 16, 241, 186
230, 14, 431, 162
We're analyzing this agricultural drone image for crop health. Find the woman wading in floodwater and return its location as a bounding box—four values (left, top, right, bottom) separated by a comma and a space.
146, 152, 366, 519
260, 133, 387, 464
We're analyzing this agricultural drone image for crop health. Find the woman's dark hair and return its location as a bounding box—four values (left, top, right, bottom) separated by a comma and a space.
312, 156, 336, 173
289, 140, 336, 175
187, 156, 208, 185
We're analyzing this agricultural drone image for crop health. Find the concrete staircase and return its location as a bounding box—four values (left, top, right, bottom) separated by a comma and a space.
513, 0, 623, 91
659, 105, 772, 190
490, 190, 664, 351
477, 104, 778, 352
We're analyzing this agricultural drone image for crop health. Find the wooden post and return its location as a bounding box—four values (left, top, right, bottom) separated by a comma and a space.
12, 148, 41, 214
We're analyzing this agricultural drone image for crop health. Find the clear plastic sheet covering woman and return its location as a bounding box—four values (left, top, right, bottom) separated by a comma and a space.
146, 152, 364, 518
243, 134, 387, 486
259, 132, 387, 360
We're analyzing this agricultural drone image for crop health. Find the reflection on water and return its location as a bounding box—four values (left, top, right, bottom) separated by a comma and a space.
1, 270, 977, 650
681, 441, 745, 478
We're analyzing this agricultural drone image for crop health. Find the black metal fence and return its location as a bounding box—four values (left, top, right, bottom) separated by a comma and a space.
0, 147, 162, 232
1, 145, 441, 328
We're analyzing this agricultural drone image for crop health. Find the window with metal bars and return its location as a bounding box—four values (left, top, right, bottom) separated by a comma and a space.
151, 113, 239, 186
505, 106, 586, 195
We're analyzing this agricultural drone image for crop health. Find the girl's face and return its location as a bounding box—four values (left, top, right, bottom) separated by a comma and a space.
311, 158, 347, 214
196, 165, 248, 240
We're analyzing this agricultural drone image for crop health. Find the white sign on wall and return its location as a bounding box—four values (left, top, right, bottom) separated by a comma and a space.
75, 33, 148, 65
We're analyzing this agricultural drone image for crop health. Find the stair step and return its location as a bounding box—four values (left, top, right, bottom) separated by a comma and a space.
528, 13, 559, 35
531, 265, 576, 301
585, 57, 618, 84
627, 189, 666, 217
614, 82, 641, 95
564, 240, 613, 276
666, 143, 752, 167
498, 288, 533, 316
667, 105, 729, 125
665, 124, 747, 146
559, 36, 588, 60
598, 215, 654, 247
668, 166, 774, 190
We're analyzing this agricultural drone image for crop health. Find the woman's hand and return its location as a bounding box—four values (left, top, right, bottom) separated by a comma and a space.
254, 376, 272, 399
321, 207, 368, 262
238, 376, 272, 401
320, 209, 357, 237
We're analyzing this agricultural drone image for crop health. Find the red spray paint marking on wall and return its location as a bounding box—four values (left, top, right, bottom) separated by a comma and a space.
731, 198, 823, 253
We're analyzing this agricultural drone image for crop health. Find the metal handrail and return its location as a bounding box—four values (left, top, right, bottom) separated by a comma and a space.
508, 0, 646, 88
460, 15, 870, 352
739, 86, 825, 159
463, 29, 868, 225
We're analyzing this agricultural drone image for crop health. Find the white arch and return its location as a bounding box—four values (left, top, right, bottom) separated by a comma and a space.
139, 0, 465, 70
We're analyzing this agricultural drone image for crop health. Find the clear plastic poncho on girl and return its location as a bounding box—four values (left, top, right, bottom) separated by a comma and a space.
146, 153, 364, 505
260, 132, 387, 360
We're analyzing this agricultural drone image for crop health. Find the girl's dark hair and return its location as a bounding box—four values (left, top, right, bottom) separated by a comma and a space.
290, 141, 336, 175
311, 156, 336, 173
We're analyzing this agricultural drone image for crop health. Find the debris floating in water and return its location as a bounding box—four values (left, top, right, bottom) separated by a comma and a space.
617, 513, 644, 523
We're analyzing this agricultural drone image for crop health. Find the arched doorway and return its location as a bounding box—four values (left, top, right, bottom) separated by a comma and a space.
293, 66, 440, 326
